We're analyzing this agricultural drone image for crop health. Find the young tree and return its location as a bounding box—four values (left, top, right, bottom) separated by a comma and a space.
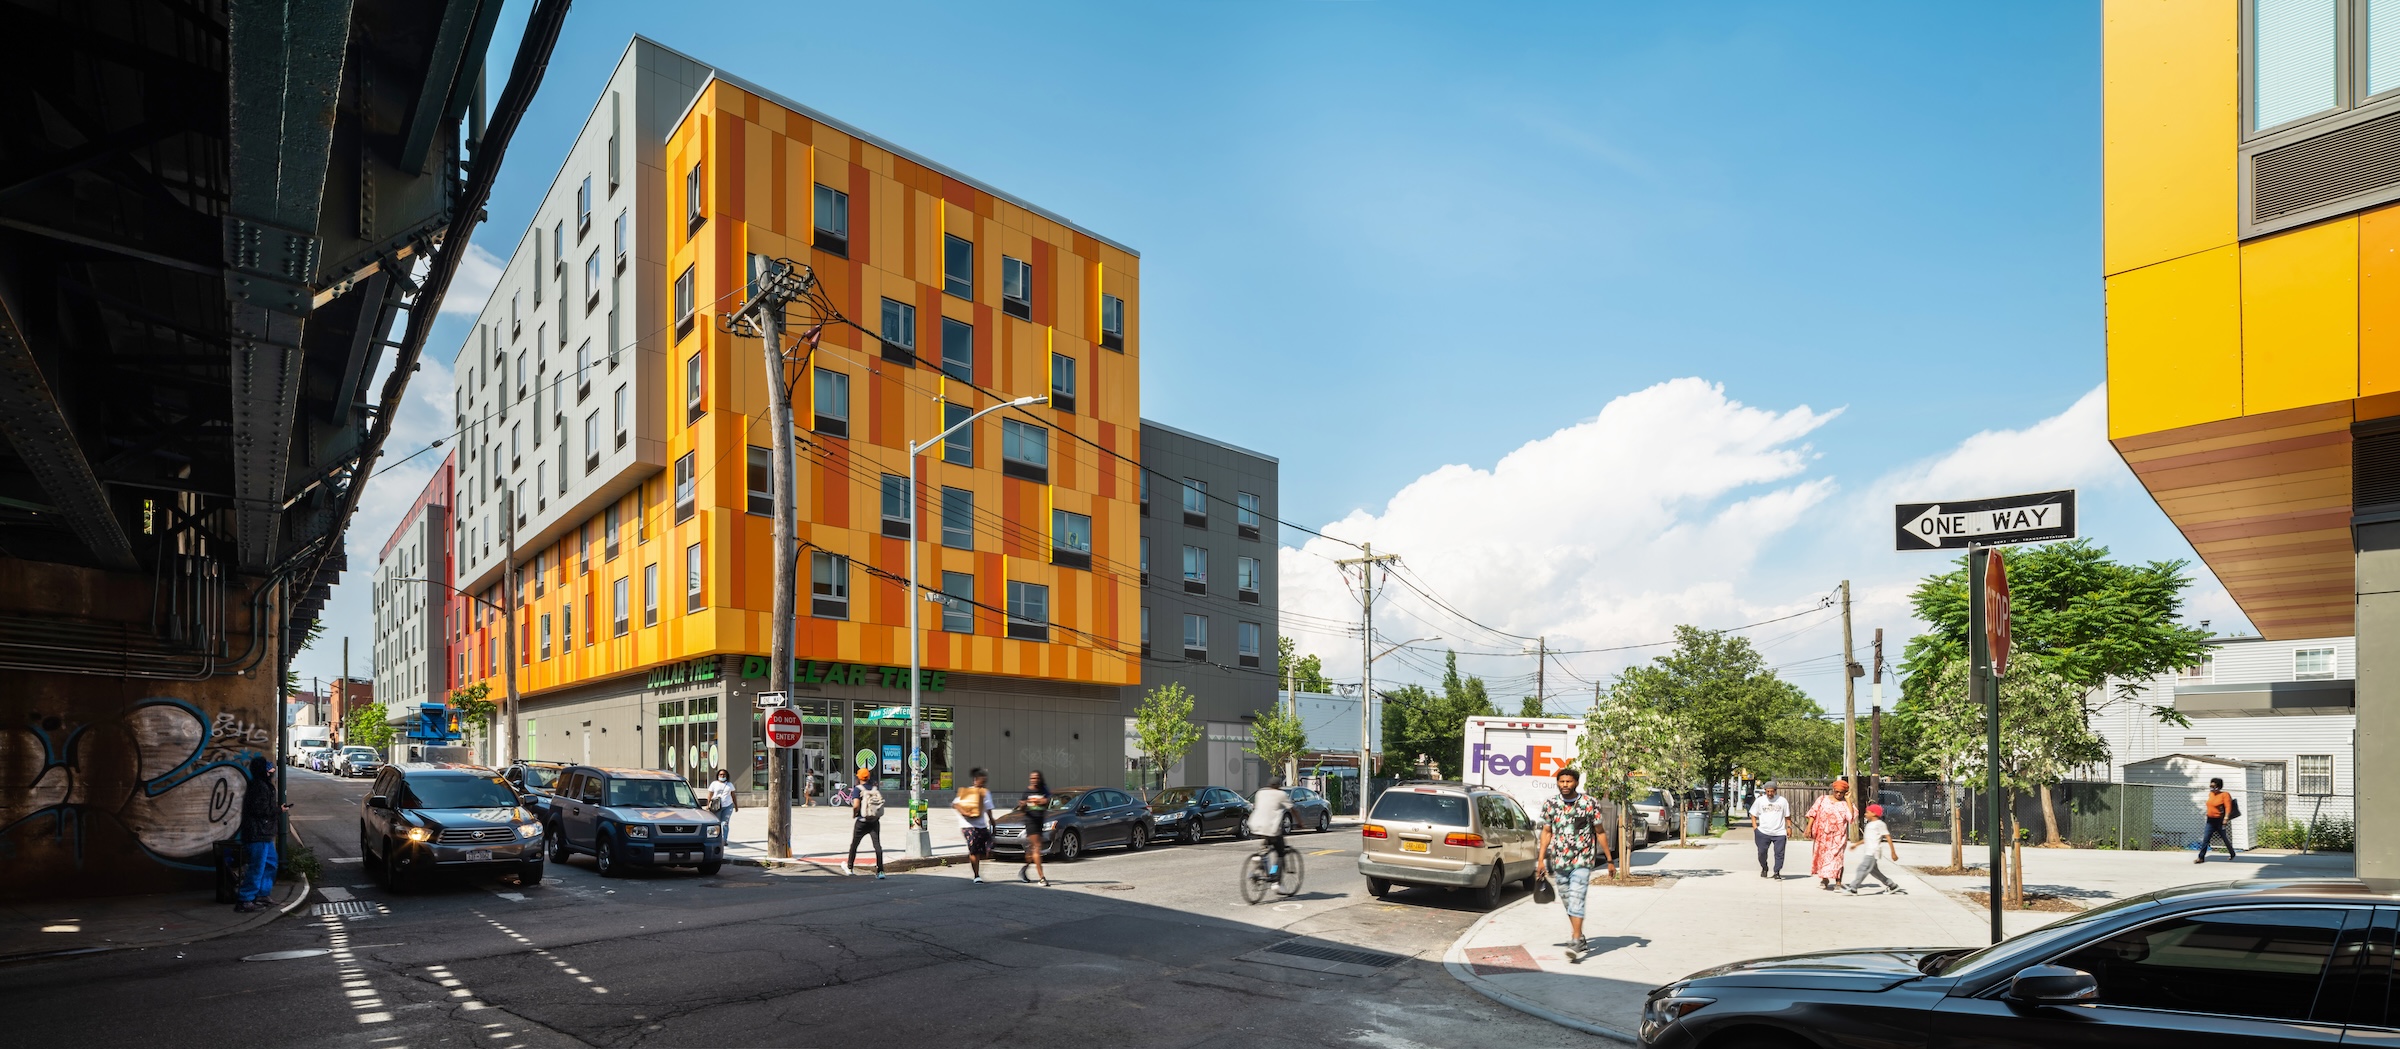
344, 703, 397, 751
1613, 627, 1830, 813
1245, 706, 1309, 786
1911, 661, 2107, 900
1276, 636, 1331, 693
1133, 683, 1202, 797
1582, 679, 1676, 882
449, 683, 498, 762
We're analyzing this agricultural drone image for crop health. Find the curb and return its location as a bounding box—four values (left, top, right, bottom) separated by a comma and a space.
729, 853, 953, 875
1440, 896, 1642, 1044
0, 870, 311, 966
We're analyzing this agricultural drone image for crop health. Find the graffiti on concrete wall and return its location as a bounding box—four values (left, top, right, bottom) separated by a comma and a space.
2, 698, 257, 869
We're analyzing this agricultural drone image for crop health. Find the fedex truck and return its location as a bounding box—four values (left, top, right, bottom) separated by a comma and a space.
1462, 716, 1628, 854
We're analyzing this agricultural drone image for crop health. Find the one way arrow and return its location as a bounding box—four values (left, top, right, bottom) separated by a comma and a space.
1903, 501, 2066, 546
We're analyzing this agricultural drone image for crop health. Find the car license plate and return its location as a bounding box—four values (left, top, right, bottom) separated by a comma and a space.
466, 849, 492, 862
1401, 840, 1428, 853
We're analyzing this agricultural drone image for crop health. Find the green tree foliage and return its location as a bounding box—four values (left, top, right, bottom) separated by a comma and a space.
1612, 626, 1834, 791
1906, 660, 2109, 853
1276, 636, 1331, 693
344, 703, 397, 750
1518, 696, 1548, 718
1582, 682, 1679, 879
1134, 682, 1202, 794
1245, 706, 1310, 774
1377, 651, 1499, 776
449, 682, 498, 731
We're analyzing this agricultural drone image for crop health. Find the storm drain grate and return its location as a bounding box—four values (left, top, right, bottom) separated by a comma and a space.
311, 901, 379, 919
1237, 938, 1411, 978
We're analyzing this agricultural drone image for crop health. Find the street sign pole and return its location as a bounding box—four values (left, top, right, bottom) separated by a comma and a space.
1970, 548, 2002, 944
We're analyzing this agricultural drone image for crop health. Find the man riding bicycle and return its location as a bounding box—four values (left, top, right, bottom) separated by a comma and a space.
1249, 777, 1295, 872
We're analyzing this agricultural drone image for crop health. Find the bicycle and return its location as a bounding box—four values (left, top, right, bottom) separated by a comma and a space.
1239, 839, 1303, 904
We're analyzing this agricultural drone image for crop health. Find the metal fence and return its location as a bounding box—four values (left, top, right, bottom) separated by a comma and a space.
1858, 780, 2357, 854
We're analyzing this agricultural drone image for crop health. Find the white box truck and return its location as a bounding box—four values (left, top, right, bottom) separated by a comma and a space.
1461, 716, 1628, 854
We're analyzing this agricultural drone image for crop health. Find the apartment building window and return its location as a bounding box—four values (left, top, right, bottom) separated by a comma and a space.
539, 614, 552, 660
613, 576, 629, 637
556, 419, 568, 490
1181, 478, 1208, 526
516, 349, 527, 397
553, 221, 564, 275
880, 474, 912, 538
813, 184, 849, 256
1182, 614, 1208, 659
613, 211, 627, 270
1182, 545, 1208, 595
511, 422, 522, 468
1001, 255, 1032, 319
1238, 622, 1262, 668
605, 504, 620, 560
1237, 555, 1261, 602
636, 481, 648, 542
686, 350, 705, 423
677, 271, 704, 350
880, 298, 917, 364
940, 317, 973, 382
536, 462, 547, 510
515, 481, 527, 525
813, 368, 849, 437
674, 452, 696, 523
534, 239, 544, 303
1100, 293, 1125, 351
1005, 580, 1049, 641
1140, 606, 1151, 656
941, 571, 975, 633
685, 541, 704, 612
940, 487, 974, 549
1001, 419, 1048, 483
643, 563, 658, 626
582, 592, 593, 646
943, 234, 973, 298
747, 446, 772, 515
1140, 536, 1150, 585
943, 402, 973, 465
1053, 509, 1092, 569
585, 251, 601, 308
810, 551, 849, 619
574, 175, 591, 233
512, 291, 522, 337
2298, 754, 2336, 795
576, 339, 592, 398
1050, 353, 1076, 414
1236, 492, 1262, 540
2179, 657, 2215, 683
1139, 471, 1149, 516
608, 92, 621, 189
685, 161, 705, 233
613, 385, 627, 448
2295, 646, 2338, 679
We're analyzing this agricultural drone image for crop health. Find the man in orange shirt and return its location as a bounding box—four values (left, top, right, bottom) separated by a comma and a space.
2196, 777, 2237, 864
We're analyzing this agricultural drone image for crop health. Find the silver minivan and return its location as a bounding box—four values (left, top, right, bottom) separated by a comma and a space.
1357, 782, 1539, 910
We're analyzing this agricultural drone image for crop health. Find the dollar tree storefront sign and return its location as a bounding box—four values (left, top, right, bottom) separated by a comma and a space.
645, 658, 721, 689
738, 655, 945, 693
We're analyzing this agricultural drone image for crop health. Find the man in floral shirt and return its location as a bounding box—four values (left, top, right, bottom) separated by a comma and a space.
1537, 767, 1615, 961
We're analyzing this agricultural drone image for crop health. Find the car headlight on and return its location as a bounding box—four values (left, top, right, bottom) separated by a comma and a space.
1640, 993, 1714, 1037
624, 824, 649, 838
518, 823, 543, 839
1153, 811, 1183, 821
706, 823, 721, 838
405, 826, 432, 843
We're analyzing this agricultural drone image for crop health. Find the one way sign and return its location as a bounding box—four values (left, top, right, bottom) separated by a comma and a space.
1894, 490, 2077, 550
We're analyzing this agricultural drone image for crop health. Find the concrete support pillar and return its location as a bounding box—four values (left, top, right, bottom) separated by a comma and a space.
2355, 521, 2400, 883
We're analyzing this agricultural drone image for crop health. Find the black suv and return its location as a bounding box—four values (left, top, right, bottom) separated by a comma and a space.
359, 763, 545, 890
545, 766, 723, 876
502, 759, 573, 822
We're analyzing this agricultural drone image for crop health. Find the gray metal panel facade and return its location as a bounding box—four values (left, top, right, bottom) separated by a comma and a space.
1126, 420, 1280, 784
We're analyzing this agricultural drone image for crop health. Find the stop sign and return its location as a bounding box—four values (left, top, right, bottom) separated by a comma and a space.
1984, 547, 2012, 675
765, 706, 803, 748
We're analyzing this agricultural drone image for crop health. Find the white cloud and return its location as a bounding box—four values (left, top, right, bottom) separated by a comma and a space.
440, 244, 504, 318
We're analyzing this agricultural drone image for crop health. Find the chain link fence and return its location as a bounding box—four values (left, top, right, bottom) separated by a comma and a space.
1859, 779, 2355, 853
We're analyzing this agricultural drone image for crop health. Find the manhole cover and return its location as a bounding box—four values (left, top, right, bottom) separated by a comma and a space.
1236, 938, 1411, 978
242, 949, 330, 962
1100, 884, 1136, 891
311, 901, 379, 918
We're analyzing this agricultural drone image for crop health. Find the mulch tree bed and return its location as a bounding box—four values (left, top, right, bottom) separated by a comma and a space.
1962, 889, 2083, 913
1593, 873, 1672, 888
1909, 864, 1985, 877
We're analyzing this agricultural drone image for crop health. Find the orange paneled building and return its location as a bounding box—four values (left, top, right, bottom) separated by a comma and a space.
449, 39, 1141, 799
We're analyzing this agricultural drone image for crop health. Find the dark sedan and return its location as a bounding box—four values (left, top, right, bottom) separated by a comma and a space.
1145, 785, 1252, 845
991, 787, 1152, 861
1639, 879, 2398, 1048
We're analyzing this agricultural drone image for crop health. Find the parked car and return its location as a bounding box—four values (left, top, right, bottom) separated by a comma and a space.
334, 746, 383, 778
1284, 786, 1334, 833
545, 766, 723, 876
1357, 781, 1540, 910
358, 763, 544, 891
502, 759, 573, 822
300, 747, 336, 773
1876, 789, 1922, 835
992, 787, 1152, 861
1629, 789, 1675, 845
1145, 785, 1253, 845
1637, 879, 2390, 1048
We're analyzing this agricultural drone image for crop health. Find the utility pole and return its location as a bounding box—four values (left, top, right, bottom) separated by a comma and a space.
499, 488, 520, 768
1286, 655, 1300, 789
1841, 579, 1860, 839
1335, 543, 1399, 814
1870, 628, 1884, 796
1534, 635, 1546, 714
727, 259, 811, 860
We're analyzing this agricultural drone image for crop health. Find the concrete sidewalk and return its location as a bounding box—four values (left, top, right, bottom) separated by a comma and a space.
719, 801, 973, 872
1443, 831, 2355, 1041
0, 873, 310, 963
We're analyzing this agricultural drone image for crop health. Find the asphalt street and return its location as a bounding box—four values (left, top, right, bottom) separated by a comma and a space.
4, 769, 1588, 1048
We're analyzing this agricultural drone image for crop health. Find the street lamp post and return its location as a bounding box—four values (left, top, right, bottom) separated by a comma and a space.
901, 395, 1044, 857
396, 565, 516, 765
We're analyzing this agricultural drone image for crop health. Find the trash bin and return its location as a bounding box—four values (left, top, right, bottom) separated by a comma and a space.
1682, 810, 1711, 838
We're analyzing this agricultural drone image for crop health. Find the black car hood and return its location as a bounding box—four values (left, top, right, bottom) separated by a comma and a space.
1677, 948, 1945, 992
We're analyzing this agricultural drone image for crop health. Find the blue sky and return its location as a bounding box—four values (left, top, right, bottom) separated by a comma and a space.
303, 3, 2234, 711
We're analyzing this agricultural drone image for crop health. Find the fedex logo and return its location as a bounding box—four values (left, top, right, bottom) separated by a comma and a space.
1471, 743, 1568, 779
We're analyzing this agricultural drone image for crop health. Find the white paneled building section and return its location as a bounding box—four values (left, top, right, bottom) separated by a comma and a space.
450, 41, 709, 594
2088, 635, 2356, 801
372, 505, 448, 716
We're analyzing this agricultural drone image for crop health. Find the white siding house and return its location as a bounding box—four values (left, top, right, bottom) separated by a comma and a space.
2088, 635, 2357, 811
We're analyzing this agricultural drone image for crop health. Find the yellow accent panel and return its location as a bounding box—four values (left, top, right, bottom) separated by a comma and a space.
2106, 245, 2242, 438
2364, 205, 2400, 395
2240, 220, 2359, 414
2102, 0, 2237, 276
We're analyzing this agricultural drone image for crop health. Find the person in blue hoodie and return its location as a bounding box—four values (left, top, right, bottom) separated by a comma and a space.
235, 756, 287, 912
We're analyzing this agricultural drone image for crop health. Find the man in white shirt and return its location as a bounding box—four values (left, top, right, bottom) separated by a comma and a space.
1749, 784, 1791, 879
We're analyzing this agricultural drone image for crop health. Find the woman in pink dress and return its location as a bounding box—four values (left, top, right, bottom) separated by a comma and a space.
1803, 779, 1855, 890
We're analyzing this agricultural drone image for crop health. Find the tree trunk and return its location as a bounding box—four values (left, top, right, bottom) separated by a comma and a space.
1948, 781, 1963, 870
2009, 813, 2026, 910
2037, 781, 2062, 846
1617, 802, 1631, 884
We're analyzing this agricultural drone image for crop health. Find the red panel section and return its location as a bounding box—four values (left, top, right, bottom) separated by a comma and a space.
723, 113, 747, 224
942, 175, 976, 211
974, 304, 995, 387
1033, 240, 1056, 327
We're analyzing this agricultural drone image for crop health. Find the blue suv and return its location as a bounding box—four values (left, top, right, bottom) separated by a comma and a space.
545, 766, 723, 876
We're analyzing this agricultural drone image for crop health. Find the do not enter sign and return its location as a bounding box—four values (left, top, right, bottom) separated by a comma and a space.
1985, 548, 2011, 676
765, 707, 803, 748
